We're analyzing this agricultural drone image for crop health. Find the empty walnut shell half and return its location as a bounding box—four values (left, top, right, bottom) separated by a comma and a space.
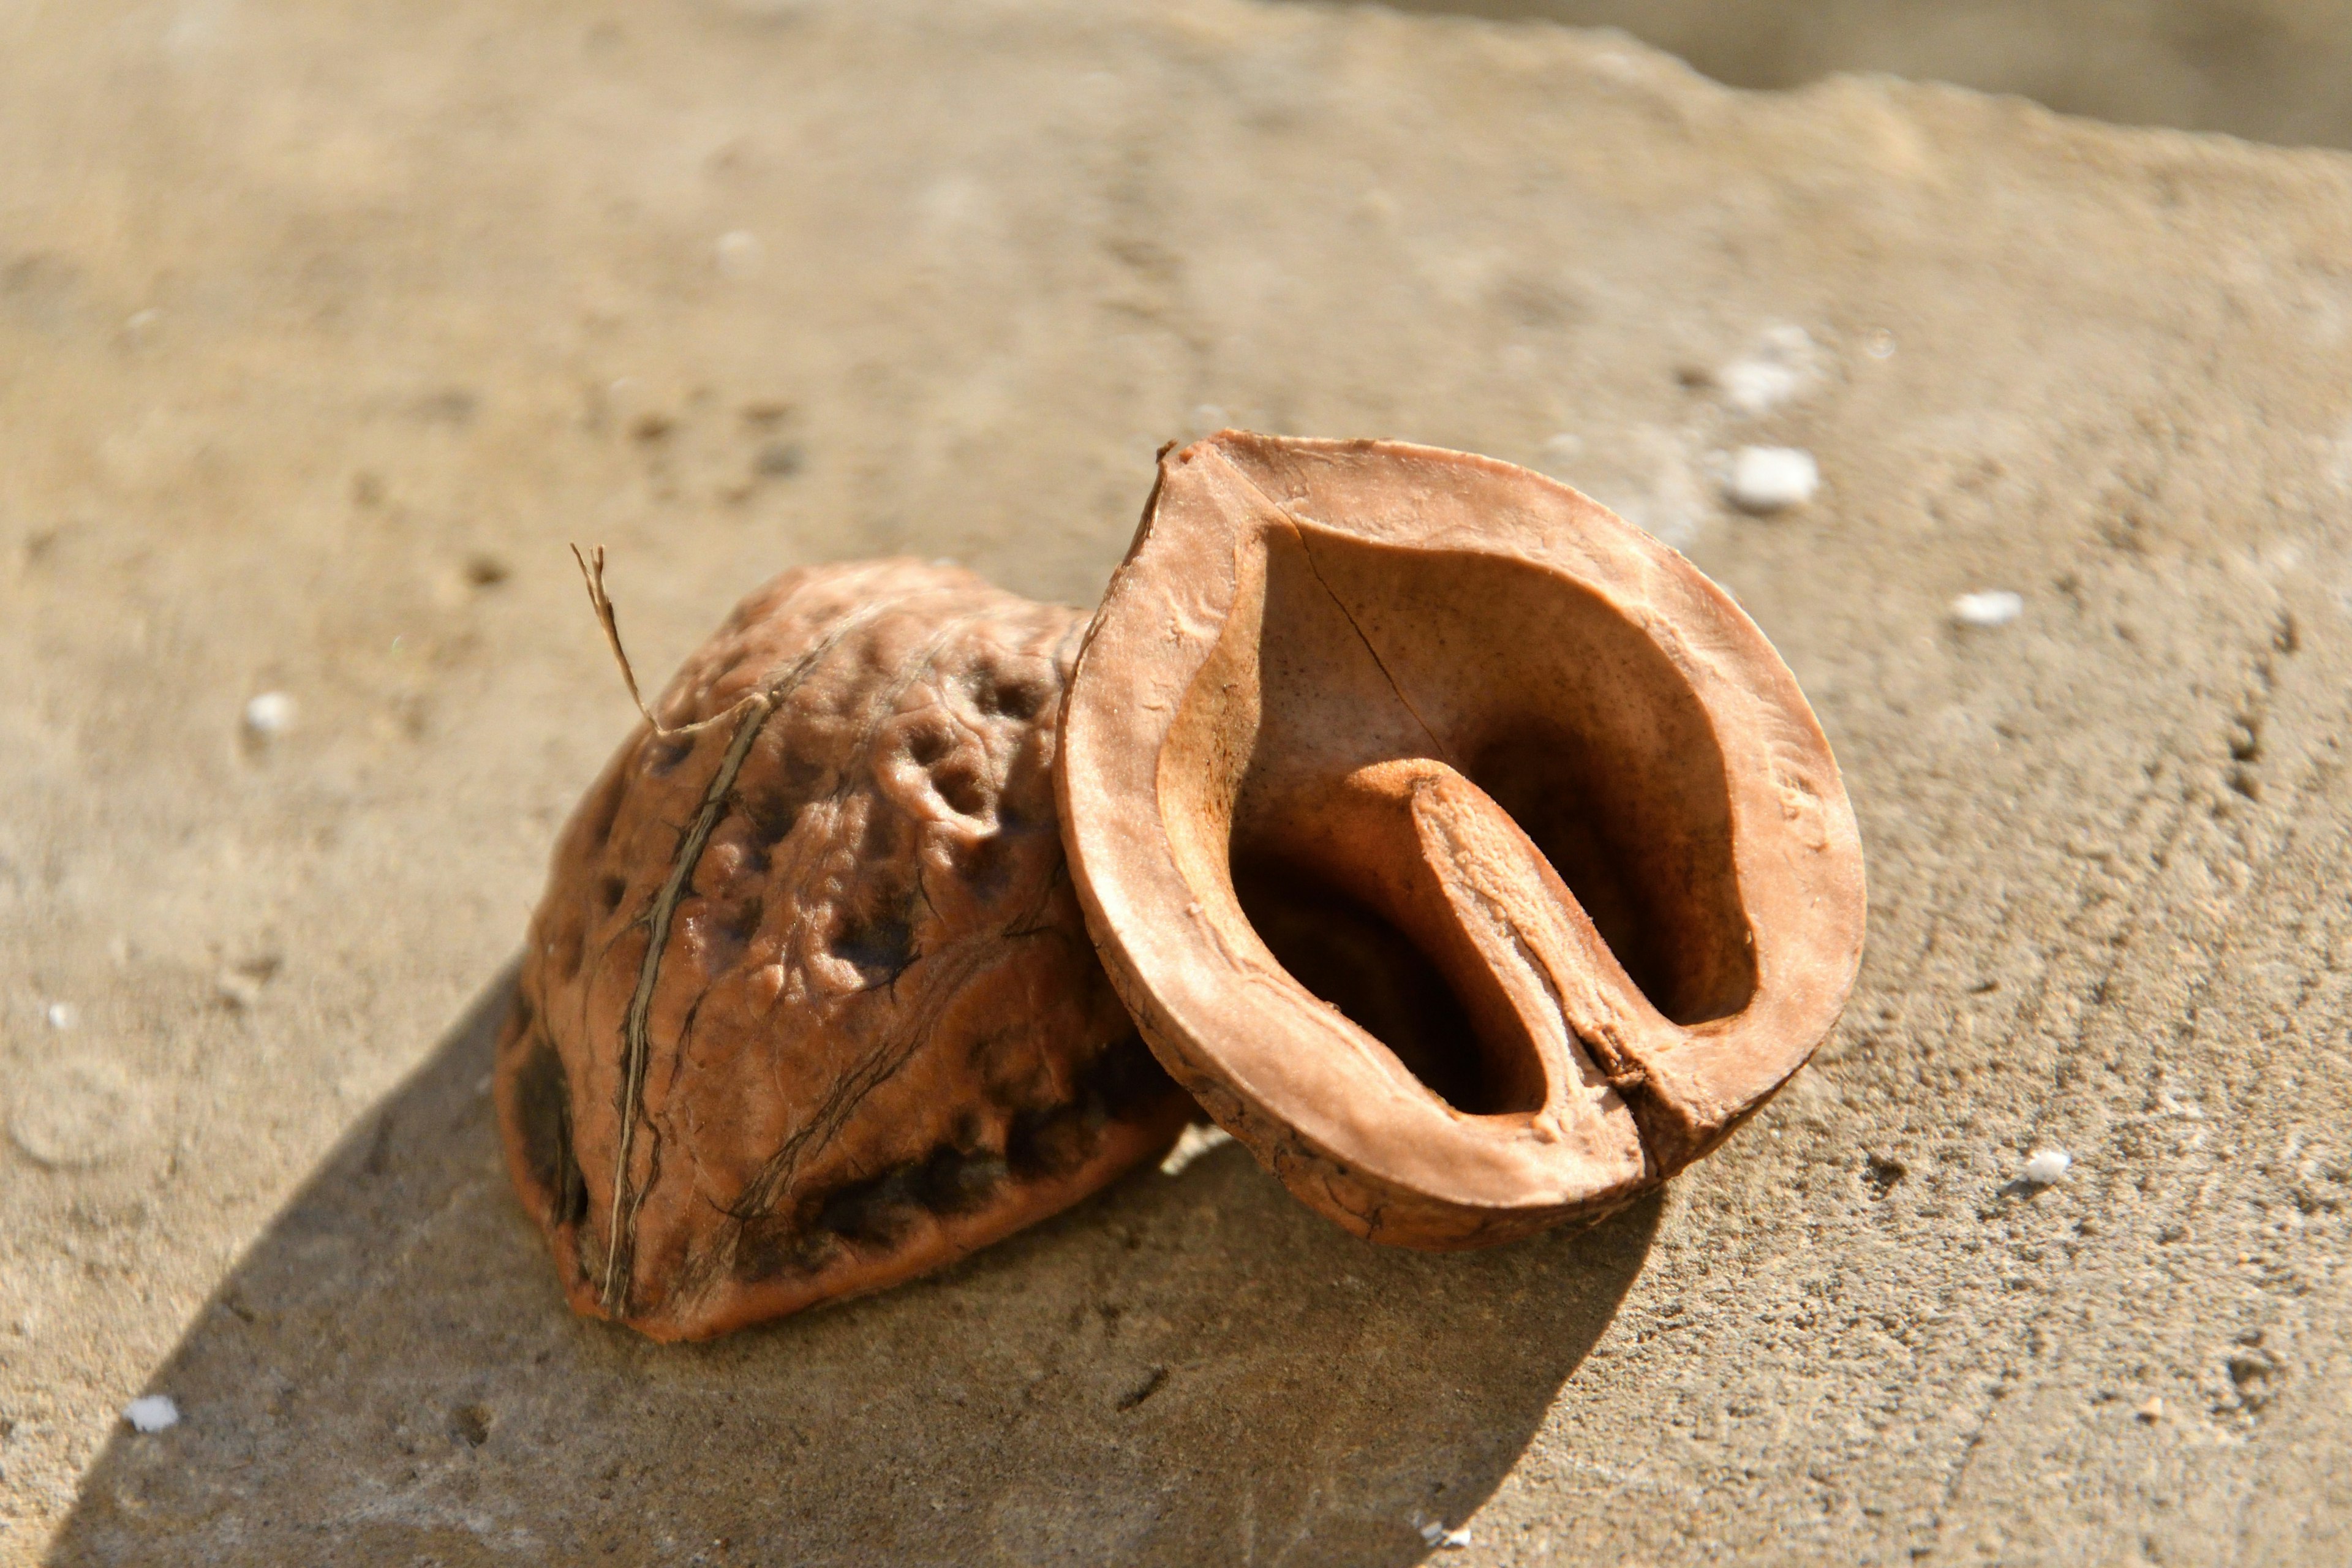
497, 559, 1193, 1340
1057, 432, 1866, 1249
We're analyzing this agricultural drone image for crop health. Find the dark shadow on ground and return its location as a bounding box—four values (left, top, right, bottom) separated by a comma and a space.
50, 966, 1657, 1567
1317, 0, 2352, 151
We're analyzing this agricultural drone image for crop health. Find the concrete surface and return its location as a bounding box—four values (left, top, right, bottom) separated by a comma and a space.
2, 0, 2350, 1562
1366, 1, 2352, 152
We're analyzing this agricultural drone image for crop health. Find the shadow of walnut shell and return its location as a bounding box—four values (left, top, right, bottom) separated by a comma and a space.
497, 559, 1193, 1341
1057, 432, 1866, 1250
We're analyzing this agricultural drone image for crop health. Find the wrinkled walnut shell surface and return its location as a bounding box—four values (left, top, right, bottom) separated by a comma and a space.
1058, 432, 1866, 1249
497, 560, 1191, 1341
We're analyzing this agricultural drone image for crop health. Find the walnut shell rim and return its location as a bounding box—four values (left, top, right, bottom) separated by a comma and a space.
1055, 431, 1867, 1250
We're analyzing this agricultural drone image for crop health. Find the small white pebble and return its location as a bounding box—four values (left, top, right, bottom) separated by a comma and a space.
243, 691, 296, 738
124, 1394, 179, 1433
45, 1002, 77, 1030
1951, 590, 2024, 628
1713, 325, 1819, 415
1412, 1512, 1473, 1550
1866, 328, 1897, 360
1717, 358, 1800, 416
1158, 1122, 1234, 1177
2023, 1147, 2072, 1185
715, 229, 763, 278
1725, 447, 1819, 513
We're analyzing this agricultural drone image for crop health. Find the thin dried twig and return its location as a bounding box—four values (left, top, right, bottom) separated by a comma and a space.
570, 543, 742, 740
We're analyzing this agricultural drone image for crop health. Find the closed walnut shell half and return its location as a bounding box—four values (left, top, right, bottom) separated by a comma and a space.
1057, 432, 1866, 1249
496, 559, 1192, 1340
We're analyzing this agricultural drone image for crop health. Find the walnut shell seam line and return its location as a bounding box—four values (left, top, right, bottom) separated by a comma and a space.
600, 589, 923, 1314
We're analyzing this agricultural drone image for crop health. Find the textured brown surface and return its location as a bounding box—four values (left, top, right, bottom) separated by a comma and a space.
497, 559, 1189, 1338
7, 1, 2352, 1563
1060, 433, 1864, 1246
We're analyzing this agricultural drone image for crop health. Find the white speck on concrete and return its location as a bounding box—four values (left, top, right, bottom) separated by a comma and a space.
1721, 360, 1787, 413
2023, 1147, 2072, 1185
125, 1395, 179, 1433
1540, 431, 1584, 465
1726, 447, 1819, 512
1717, 324, 1819, 415
1952, 590, 2024, 627
1719, 358, 1798, 415
1866, 328, 1896, 359
1411, 1511, 1472, 1550
715, 230, 763, 279
1159, 1122, 1234, 1176
45, 1002, 77, 1030
243, 691, 296, 738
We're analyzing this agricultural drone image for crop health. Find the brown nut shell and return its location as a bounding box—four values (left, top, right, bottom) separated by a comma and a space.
1057, 432, 1866, 1250
497, 559, 1193, 1340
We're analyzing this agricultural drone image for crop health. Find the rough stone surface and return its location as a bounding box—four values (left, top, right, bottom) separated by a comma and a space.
1379, 1, 2352, 152
2, 0, 2350, 1563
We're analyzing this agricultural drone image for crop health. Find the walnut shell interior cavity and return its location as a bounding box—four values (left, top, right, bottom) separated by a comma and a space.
496, 559, 1193, 1341
1057, 432, 1866, 1250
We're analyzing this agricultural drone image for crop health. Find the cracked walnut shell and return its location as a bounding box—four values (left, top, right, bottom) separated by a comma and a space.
1057, 432, 1867, 1249
496, 559, 1193, 1341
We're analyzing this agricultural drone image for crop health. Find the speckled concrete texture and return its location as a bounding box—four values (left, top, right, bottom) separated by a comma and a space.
3, 1, 2350, 1563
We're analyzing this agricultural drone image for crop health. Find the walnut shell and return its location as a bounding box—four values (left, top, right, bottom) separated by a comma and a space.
1057, 432, 1867, 1250
496, 559, 1193, 1341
